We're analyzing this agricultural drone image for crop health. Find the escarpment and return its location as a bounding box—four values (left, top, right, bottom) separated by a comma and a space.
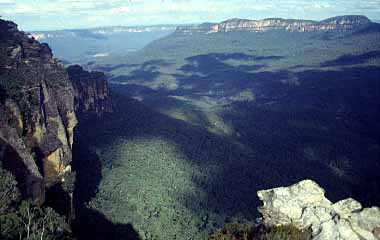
0, 19, 112, 205
0, 19, 77, 204
176, 15, 374, 34
67, 65, 112, 116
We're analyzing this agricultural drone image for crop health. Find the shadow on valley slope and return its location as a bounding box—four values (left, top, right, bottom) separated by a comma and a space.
74, 207, 141, 240
72, 124, 141, 240
107, 59, 174, 83
98, 60, 174, 73
107, 53, 289, 106
108, 62, 380, 207
321, 50, 380, 67
178, 53, 277, 74
81, 52, 380, 238
75, 87, 379, 236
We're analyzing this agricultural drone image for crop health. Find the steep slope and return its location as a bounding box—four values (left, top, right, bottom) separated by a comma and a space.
0, 19, 77, 204
0, 19, 112, 206
85, 14, 380, 239
67, 65, 112, 115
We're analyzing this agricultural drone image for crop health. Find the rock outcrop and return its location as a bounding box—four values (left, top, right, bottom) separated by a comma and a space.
176, 15, 373, 34
1, 19, 77, 204
67, 65, 112, 115
258, 180, 380, 240
0, 19, 112, 205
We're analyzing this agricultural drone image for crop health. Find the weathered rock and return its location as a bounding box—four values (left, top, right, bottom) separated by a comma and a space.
258, 180, 380, 240
0, 19, 78, 204
0, 114, 45, 205
176, 15, 374, 34
67, 65, 112, 116
1, 19, 113, 205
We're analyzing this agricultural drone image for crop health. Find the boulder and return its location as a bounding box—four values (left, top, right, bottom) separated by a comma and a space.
258, 180, 380, 240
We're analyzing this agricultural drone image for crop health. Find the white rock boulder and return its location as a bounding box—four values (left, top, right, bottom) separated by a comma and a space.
257, 180, 380, 240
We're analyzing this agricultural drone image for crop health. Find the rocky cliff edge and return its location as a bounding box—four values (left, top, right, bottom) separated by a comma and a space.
258, 180, 380, 240
176, 15, 374, 34
0, 19, 112, 205
67, 65, 112, 116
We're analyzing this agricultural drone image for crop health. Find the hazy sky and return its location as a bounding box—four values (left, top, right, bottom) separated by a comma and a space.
1, 0, 380, 31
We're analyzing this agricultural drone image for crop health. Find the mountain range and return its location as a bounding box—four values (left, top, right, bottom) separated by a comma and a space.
83, 14, 380, 239
30, 25, 177, 64
176, 15, 375, 34
1, 14, 380, 240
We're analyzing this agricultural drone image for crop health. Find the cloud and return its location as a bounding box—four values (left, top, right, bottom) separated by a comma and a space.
1, 0, 379, 30
0, 0, 15, 3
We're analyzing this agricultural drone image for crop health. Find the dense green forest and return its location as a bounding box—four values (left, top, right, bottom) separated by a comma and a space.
1, 11, 380, 240
70, 26, 380, 239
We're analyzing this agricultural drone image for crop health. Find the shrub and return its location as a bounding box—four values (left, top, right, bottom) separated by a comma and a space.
209, 224, 254, 240
0, 164, 73, 240
259, 225, 312, 240
209, 223, 312, 240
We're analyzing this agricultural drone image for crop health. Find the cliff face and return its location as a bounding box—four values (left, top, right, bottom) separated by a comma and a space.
258, 180, 380, 240
0, 19, 77, 204
67, 65, 112, 116
0, 19, 111, 205
176, 15, 373, 34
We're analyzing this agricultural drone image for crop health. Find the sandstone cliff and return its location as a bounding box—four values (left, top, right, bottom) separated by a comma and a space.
0, 19, 111, 205
258, 180, 380, 240
67, 65, 112, 116
0, 19, 77, 204
176, 15, 374, 34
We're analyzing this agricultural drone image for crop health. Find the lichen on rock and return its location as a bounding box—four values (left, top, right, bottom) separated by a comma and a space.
258, 180, 380, 240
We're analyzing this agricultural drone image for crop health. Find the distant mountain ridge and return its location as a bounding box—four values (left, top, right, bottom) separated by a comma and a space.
30, 25, 177, 41
27, 25, 177, 64
176, 15, 374, 34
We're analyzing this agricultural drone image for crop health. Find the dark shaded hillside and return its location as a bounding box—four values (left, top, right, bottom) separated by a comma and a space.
71, 89, 380, 239
84, 17, 380, 239
0, 18, 120, 240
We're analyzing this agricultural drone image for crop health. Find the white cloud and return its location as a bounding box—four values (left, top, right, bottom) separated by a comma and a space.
115, 6, 131, 13
0, 0, 15, 3
1, 3, 37, 14
61, 0, 121, 2
313, 3, 331, 9
1, 0, 380, 31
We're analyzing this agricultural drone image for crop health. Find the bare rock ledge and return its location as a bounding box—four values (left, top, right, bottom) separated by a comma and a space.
258, 180, 380, 240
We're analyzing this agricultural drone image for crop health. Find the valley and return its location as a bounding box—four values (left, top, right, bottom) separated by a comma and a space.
1, 14, 380, 240
72, 16, 380, 239
31, 25, 177, 64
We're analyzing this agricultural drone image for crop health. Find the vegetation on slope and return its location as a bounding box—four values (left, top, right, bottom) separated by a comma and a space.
0, 163, 72, 240
209, 224, 311, 240
71, 90, 379, 239
64, 24, 380, 240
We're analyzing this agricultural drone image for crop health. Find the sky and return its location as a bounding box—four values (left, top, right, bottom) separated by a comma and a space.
0, 0, 380, 31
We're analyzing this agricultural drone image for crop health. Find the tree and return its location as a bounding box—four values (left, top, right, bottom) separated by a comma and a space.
0, 164, 72, 240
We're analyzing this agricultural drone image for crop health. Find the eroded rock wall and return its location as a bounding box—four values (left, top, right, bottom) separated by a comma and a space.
0, 19, 78, 204
176, 15, 373, 34
67, 65, 112, 116
1, 19, 113, 205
